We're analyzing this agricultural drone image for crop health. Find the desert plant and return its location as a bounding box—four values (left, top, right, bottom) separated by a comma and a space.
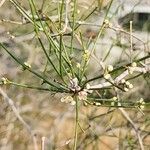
0, 0, 150, 149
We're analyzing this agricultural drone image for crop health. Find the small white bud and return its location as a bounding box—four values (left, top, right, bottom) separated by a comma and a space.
76, 63, 81, 68
124, 87, 129, 92
24, 62, 31, 68
131, 62, 137, 67
86, 84, 91, 90
77, 10, 80, 14
140, 105, 144, 110
121, 79, 126, 84
95, 102, 101, 106
70, 100, 76, 105
104, 73, 111, 79
107, 65, 113, 72
139, 98, 144, 104
128, 84, 133, 89
111, 101, 115, 106
125, 81, 130, 86
112, 97, 117, 101
117, 102, 121, 106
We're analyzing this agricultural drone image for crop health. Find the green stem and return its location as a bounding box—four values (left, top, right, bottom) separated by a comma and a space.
59, 0, 64, 77
8, 81, 67, 93
0, 43, 69, 91
82, 54, 150, 87
70, 0, 77, 54
73, 95, 79, 150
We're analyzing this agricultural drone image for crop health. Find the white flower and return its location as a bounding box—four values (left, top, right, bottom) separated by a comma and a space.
83, 50, 90, 61
117, 102, 121, 106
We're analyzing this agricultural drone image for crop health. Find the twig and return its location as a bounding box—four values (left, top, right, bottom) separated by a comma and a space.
130, 21, 133, 62
41, 137, 46, 150
0, 0, 6, 7
76, 21, 146, 46
119, 108, 144, 150
0, 87, 38, 150
0, 88, 32, 132
89, 66, 150, 90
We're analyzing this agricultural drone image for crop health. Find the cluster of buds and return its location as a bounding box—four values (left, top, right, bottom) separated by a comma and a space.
103, 19, 112, 28
104, 65, 114, 80
111, 96, 118, 106
137, 98, 145, 110
61, 95, 76, 105
120, 79, 134, 92
127, 62, 137, 74
83, 50, 90, 61
61, 78, 93, 105
68, 78, 81, 92
1, 77, 10, 85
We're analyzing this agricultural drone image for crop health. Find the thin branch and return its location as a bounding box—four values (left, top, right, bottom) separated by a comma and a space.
119, 108, 144, 150
83, 54, 150, 86
0, 88, 32, 133
0, 0, 6, 7
89, 66, 150, 90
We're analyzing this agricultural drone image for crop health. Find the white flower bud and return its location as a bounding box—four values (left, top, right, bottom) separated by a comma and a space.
112, 97, 117, 101
124, 87, 129, 92
121, 79, 126, 84
107, 65, 113, 72
117, 102, 121, 106
125, 81, 130, 86
131, 62, 137, 67
140, 105, 144, 110
86, 84, 91, 90
70, 100, 76, 105
128, 84, 133, 89
95, 102, 101, 106
76, 63, 81, 68
24, 62, 31, 68
104, 73, 111, 79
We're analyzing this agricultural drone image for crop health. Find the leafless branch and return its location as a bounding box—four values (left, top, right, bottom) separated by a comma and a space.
119, 108, 144, 150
